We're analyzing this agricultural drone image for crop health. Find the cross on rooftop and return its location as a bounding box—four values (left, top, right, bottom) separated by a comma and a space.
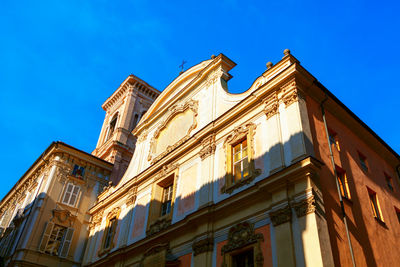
179, 60, 187, 72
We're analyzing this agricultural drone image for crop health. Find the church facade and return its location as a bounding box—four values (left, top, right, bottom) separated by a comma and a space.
1, 50, 400, 267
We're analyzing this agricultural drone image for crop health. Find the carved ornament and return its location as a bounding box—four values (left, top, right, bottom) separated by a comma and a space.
155, 163, 179, 181
52, 209, 76, 226
264, 95, 279, 120
146, 217, 171, 236
192, 237, 214, 256
199, 134, 216, 160
293, 196, 316, 217
270, 205, 292, 226
221, 222, 264, 267
148, 100, 198, 163
90, 209, 104, 228
107, 207, 121, 219
126, 186, 138, 206
205, 68, 224, 87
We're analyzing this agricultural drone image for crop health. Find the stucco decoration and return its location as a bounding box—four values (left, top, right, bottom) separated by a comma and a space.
280, 80, 305, 107
293, 196, 316, 217
221, 222, 264, 267
264, 94, 279, 120
199, 133, 216, 160
270, 205, 292, 226
126, 186, 138, 206
90, 209, 104, 229
107, 207, 121, 219
192, 237, 214, 256
148, 100, 198, 163
146, 217, 171, 236
52, 209, 76, 227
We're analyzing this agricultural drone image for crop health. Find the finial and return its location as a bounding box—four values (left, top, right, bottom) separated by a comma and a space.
211, 54, 216, 59
266, 62, 273, 69
283, 49, 291, 56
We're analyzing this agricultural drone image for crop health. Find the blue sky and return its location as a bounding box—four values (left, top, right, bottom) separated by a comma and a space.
1, 0, 399, 199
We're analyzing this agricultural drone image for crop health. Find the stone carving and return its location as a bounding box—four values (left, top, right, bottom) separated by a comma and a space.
221, 222, 263, 254
199, 134, 216, 160
270, 205, 292, 226
148, 100, 198, 163
126, 186, 138, 206
55, 161, 73, 184
221, 222, 264, 267
90, 209, 104, 228
155, 163, 179, 181
107, 207, 121, 219
205, 68, 224, 87
146, 217, 172, 236
52, 209, 76, 226
192, 237, 214, 256
293, 196, 316, 217
137, 129, 148, 143
264, 95, 279, 120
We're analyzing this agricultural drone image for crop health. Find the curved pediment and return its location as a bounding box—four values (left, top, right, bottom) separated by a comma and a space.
148, 100, 198, 163
137, 59, 212, 130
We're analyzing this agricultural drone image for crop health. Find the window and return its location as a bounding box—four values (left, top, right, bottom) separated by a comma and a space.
107, 114, 118, 140
336, 167, 351, 199
131, 114, 139, 131
367, 188, 384, 222
395, 207, 400, 223
328, 129, 340, 151
71, 164, 85, 178
147, 171, 177, 235
103, 217, 117, 250
161, 184, 173, 216
385, 173, 394, 192
232, 249, 254, 267
358, 152, 368, 172
99, 207, 120, 254
62, 183, 80, 207
222, 123, 260, 194
233, 139, 249, 183
38, 222, 74, 258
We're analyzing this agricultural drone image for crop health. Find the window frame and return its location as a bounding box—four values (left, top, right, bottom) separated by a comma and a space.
222, 123, 260, 194
328, 128, 340, 151
358, 152, 369, 172
336, 166, 351, 200
99, 207, 121, 255
367, 187, 384, 222
147, 168, 178, 235
384, 173, 394, 192
61, 182, 81, 208
38, 222, 74, 258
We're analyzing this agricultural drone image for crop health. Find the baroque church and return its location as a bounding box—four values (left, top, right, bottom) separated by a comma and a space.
0, 50, 400, 267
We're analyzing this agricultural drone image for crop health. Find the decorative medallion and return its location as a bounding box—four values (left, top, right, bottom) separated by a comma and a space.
199, 134, 216, 160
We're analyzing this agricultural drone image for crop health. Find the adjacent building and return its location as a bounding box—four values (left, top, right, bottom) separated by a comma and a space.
0, 142, 113, 266
1, 50, 400, 267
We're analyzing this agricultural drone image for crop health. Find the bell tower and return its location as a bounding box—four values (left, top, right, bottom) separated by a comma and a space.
93, 74, 160, 184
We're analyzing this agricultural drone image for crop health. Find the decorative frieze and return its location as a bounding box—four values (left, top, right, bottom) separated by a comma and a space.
192, 237, 214, 256
270, 206, 292, 226
199, 134, 216, 160
292, 196, 316, 217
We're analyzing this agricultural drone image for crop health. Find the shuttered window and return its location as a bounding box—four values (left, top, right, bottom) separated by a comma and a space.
62, 183, 80, 207
38, 222, 74, 258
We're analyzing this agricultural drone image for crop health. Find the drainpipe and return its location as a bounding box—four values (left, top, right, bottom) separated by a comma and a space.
320, 96, 356, 267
